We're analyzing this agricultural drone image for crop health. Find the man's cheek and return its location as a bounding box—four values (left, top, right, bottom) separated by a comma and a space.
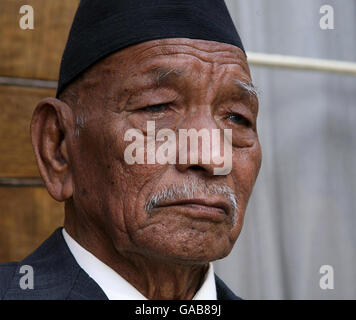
233, 146, 261, 183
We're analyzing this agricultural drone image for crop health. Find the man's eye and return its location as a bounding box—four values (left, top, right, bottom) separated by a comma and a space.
227, 113, 252, 127
141, 104, 168, 112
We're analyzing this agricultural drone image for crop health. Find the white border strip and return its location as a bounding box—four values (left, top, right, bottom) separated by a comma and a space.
247, 52, 356, 75
0, 76, 58, 88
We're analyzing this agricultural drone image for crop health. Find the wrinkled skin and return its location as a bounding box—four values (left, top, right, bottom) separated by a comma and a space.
31, 38, 262, 299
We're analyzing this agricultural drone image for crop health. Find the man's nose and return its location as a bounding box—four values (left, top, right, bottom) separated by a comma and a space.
174, 114, 228, 176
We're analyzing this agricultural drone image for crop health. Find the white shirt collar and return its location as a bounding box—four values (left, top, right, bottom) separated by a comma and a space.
62, 228, 217, 300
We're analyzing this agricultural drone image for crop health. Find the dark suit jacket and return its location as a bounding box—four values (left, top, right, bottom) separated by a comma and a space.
0, 228, 241, 300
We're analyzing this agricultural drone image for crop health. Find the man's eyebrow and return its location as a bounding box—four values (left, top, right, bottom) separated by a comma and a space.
146, 67, 185, 87
141, 68, 259, 100
233, 78, 259, 99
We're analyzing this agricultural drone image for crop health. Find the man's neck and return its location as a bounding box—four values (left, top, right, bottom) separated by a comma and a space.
64, 220, 209, 300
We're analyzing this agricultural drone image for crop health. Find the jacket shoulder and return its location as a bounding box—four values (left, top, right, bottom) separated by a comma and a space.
0, 228, 78, 299
0, 228, 107, 300
0, 262, 18, 299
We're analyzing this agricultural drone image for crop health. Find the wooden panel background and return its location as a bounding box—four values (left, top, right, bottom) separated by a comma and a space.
0, 86, 55, 177
0, 188, 64, 262
0, 0, 79, 80
0, 1, 78, 263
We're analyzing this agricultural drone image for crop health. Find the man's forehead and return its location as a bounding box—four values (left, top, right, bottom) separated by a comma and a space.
121, 38, 245, 58
100, 38, 248, 73
80, 38, 252, 95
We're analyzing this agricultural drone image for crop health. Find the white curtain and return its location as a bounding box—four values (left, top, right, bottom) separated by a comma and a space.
214, 0, 356, 299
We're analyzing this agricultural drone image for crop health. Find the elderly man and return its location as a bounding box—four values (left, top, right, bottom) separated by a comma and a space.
0, 0, 261, 300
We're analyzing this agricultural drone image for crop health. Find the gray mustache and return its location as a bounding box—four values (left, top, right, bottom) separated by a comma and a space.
145, 180, 238, 222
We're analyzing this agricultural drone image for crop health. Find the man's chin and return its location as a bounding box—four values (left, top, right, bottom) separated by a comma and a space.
130, 233, 234, 266
119, 211, 239, 264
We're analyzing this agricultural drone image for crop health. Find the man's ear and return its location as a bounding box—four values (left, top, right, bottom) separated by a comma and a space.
31, 97, 74, 201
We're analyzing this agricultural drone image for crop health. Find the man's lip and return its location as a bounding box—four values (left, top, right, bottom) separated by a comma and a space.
154, 198, 230, 221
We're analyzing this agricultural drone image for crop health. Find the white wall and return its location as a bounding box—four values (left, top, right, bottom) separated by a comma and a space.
214, 0, 356, 299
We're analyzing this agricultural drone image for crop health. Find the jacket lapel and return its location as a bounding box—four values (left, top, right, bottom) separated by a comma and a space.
215, 274, 242, 300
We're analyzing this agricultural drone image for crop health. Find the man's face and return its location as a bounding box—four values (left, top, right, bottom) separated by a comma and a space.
66, 38, 261, 264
